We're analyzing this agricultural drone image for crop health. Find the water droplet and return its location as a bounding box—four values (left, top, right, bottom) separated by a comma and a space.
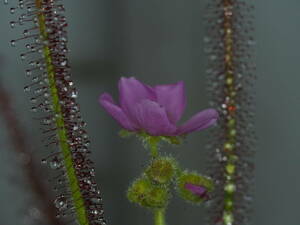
29, 61, 36, 66
10, 7, 16, 14
24, 86, 31, 92
43, 119, 51, 125
60, 60, 67, 66
30, 46, 36, 52
10, 40, 16, 47
25, 69, 32, 77
10, 21, 16, 28
31, 107, 38, 112
27, 6, 33, 12
91, 197, 102, 204
30, 97, 37, 103
41, 158, 47, 165
84, 140, 91, 147
32, 76, 39, 82
34, 88, 43, 94
23, 29, 29, 36
49, 157, 61, 169
20, 53, 26, 60
54, 195, 67, 210
3, 0, 8, 5
71, 91, 78, 98
91, 209, 99, 215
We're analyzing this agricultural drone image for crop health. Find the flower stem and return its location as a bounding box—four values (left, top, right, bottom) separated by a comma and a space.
149, 137, 159, 158
154, 208, 166, 225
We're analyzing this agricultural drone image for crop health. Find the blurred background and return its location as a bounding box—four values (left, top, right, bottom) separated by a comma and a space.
0, 0, 300, 225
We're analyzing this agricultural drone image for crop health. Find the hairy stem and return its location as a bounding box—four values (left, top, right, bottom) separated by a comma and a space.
149, 137, 159, 158
154, 208, 166, 225
35, 0, 89, 224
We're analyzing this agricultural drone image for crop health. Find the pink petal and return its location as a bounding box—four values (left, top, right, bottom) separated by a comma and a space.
118, 77, 156, 123
177, 109, 218, 135
99, 93, 136, 131
184, 183, 207, 196
154, 81, 186, 124
134, 99, 177, 136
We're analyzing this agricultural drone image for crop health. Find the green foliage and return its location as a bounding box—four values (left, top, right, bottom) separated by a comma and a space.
127, 177, 170, 208
145, 157, 177, 185
176, 171, 214, 204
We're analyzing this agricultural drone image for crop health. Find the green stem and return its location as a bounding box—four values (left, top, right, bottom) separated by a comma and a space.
35, 1, 89, 224
154, 208, 166, 225
149, 137, 159, 158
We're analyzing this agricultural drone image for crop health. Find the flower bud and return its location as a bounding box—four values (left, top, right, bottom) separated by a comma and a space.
145, 157, 177, 185
127, 178, 169, 208
176, 171, 214, 204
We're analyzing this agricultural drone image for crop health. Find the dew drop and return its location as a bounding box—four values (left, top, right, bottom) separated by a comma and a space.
25, 69, 32, 77
30, 97, 37, 103
32, 76, 39, 82
10, 40, 16, 47
60, 60, 67, 66
34, 88, 42, 95
3, 0, 8, 5
20, 53, 26, 60
43, 119, 51, 124
30, 46, 36, 52
29, 61, 36, 67
24, 86, 31, 92
91, 209, 100, 215
31, 107, 38, 112
18, 18, 24, 25
49, 157, 61, 169
84, 141, 91, 147
91, 197, 101, 204
10, 21, 16, 28
41, 158, 47, 165
23, 29, 29, 36
54, 195, 67, 210
10, 7, 16, 14
71, 91, 78, 98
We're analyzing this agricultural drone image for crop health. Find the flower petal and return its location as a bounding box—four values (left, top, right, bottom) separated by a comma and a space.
177, 109, 218, 135
184, 183, 207, 196
99, 93, 136, 131
154, 81, 186, 124
118, 77, 156, 123
134, 99, 177, 136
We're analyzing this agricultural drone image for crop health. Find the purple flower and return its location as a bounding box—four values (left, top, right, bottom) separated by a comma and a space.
99, 77, 218, 136
184, 183, 209, 199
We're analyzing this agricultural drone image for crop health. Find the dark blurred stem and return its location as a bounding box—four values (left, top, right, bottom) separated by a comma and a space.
0, 84, 65, 225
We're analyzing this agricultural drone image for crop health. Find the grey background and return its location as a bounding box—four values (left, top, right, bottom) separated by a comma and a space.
0, 0, 299, 225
